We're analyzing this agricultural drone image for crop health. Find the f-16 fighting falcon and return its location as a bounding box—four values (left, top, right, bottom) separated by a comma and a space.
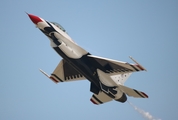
27, 13, 148, 105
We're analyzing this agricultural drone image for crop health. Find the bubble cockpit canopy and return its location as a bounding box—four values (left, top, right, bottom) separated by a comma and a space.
51, 22, 66, 33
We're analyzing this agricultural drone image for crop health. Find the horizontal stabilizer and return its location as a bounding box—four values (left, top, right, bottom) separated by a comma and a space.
118, 84, 148, 98
90, 92, 113, 105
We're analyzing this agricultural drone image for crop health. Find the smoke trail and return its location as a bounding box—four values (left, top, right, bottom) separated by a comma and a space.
127, 101, 161, 120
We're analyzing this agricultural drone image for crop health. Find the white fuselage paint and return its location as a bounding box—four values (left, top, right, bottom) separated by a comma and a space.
37, 20, 88, 59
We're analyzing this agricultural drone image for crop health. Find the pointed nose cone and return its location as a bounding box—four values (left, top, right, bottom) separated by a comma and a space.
27, 13, 42, 24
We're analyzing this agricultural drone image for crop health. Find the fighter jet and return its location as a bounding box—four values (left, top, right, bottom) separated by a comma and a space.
27, 13, 148, 105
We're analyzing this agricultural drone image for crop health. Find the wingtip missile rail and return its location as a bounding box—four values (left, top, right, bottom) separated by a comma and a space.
129, 56, 147, 71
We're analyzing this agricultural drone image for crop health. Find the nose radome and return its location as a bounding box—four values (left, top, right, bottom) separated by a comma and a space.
27, 13, 43, 24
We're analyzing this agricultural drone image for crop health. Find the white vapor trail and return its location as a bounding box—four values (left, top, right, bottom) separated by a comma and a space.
127, 101, 161, 120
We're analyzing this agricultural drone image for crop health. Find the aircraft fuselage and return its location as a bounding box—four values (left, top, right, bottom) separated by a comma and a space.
27, 14, 148, 104
39, 20, 106, 94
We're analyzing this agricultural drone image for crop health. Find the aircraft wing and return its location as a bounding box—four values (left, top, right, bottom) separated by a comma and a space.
40, 59, 86, 83
90, 91, 113, 105
88, 55, 146, 75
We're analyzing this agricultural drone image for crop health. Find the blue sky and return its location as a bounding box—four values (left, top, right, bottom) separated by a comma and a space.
0, 0, 178, 120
